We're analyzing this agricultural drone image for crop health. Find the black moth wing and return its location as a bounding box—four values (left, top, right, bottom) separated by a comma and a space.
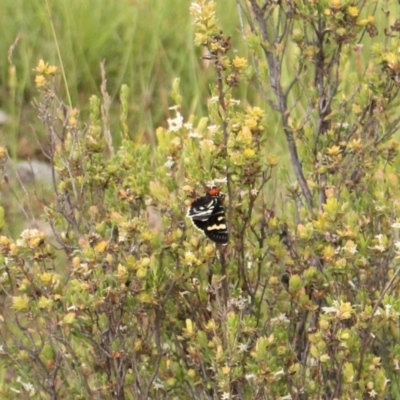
187, 195, 220, 221
196, 213, 228, 244
188, 194, 228, 244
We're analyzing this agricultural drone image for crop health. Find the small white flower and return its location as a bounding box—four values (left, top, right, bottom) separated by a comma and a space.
191, 278, 199, 286
167, 111, 184, 132
336, 122, 349, 129
370, 244, 385, 253
322, 305, 340, 315
392, 222, 400, 229
278, 313, 290, 323
20, 229, 42, 240
67, 305, 78, 311
245, 373, 255, 380
153, 380, 164, 390
229, 98, 241, 105
271, 313, 290, 324
22, 382, 34, 392
184, 122, 193, 130
164, 156, 174, 169
235, 295, 248, 310
212, 177, 227, 184
16, 377, 34, 393
345, 244, 358, 255
385, 304, 393, 317
251, 188, 259, 196
221, 392, 230, 400
368, 389, 377, 398
207, 124, 218, 133
237, 342, 249, 353
118, 234, 127, 243
188, 132, 202, 139
322, 300, 339, 314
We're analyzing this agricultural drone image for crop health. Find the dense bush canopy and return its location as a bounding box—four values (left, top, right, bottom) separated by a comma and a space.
1, 0, 400, 399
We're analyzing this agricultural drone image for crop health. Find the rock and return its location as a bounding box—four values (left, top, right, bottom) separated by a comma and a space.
0, 110, 9, 124
11, 160, 54, 187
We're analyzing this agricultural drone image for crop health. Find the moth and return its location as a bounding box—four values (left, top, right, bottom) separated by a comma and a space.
187, 187, 228, 244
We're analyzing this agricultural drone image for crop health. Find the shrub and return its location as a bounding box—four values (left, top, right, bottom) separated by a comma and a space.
1, 0, 400, 399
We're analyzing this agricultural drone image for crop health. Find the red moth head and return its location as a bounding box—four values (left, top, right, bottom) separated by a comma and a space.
207, 187, 221, 196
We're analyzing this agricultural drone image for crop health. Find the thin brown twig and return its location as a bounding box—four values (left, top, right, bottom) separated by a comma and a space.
247, 0, 314, 210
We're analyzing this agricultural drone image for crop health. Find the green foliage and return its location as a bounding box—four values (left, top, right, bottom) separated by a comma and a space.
0, 0, 400, 399
0, 0, 242, 157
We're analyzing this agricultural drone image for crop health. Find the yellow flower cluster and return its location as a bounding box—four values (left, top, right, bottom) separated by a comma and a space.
0, 235, 18, 256
228, 107, 265, 167
190, 0, 219, 46
18, 229, 45, 249
34, 59, 58, 88
232, 56, 247, 70
382, 51, 399, 72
